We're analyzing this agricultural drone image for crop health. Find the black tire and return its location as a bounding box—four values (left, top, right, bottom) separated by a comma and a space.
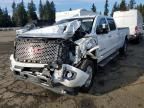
79, 59, 95, 92
134, 36, 140, 44
119, 39, 128, 56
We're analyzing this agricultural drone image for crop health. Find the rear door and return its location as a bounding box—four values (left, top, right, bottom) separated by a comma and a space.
107, 18, 120, 52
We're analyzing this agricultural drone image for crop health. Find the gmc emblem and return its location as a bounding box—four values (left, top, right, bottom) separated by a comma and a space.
28, 47, 43, 54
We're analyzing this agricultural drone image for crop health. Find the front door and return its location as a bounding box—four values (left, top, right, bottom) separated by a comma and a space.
95, 17, 111, 62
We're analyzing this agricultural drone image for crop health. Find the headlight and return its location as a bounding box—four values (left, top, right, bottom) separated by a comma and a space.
87, 42, 93, 49
86, 40, 96, 49
64, 70, 77, 80
67, 71, 74, 78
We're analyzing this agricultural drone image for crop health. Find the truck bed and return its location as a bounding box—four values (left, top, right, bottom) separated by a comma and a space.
118, 27, 130, 39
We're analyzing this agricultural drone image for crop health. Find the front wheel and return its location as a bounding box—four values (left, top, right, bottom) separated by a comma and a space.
79, 59, 95, 92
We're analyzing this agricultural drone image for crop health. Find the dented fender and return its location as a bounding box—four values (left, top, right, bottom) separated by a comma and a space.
74, 37, 98, 63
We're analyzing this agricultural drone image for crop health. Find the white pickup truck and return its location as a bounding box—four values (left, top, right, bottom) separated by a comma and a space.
10, 15, 129, 95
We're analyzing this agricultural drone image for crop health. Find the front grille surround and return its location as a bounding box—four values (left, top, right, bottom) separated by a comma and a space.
14, 38, 70, 64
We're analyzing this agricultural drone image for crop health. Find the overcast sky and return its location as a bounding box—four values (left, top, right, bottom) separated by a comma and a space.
0, 0, 144, 15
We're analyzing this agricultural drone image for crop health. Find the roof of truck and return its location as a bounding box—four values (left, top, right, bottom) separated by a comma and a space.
65, 15, 97, 19
56, 9, 97, 21
60, 15, 113, 20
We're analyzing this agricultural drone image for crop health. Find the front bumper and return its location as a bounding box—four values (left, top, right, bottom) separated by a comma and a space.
10, 55, 89, 94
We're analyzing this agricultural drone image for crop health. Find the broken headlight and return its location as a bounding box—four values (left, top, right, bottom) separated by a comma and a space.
86, 39, 96, 50
64, 70, 77, 80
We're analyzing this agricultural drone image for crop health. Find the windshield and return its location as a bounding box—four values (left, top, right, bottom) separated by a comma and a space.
24, 24, 35, 29
55, 18, 94, 33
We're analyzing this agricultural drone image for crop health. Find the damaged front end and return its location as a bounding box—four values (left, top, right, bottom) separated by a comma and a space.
10, 37, 90, 94
10, 19, 97, 95
10, 55, 89, 95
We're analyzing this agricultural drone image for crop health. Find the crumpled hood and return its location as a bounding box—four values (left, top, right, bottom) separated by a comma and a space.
18, 20, 81, 39
16, 28, 28, 34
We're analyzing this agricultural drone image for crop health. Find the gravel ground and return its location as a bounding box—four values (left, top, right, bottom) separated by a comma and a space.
0, 31, 144, 108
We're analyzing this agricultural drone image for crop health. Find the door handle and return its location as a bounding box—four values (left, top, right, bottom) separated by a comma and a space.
108, 35, 112, 37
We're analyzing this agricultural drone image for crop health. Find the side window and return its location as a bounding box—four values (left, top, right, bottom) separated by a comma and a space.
96, 18, 108, 34
107, 18, 116, 31
97, 18, 107, 27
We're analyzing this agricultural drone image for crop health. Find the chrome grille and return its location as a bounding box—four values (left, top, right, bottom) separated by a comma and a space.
14, 38, 69, 64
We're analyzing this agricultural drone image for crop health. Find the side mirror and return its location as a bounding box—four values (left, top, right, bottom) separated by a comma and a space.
102, 24, 107, 29
96, 23, 109, 34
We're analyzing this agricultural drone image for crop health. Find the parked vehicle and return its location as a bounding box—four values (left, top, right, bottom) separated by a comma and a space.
113, 9, 143, 43
10, 13, 129, 95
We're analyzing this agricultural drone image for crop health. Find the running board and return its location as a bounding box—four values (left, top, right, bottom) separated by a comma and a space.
98, 52, 119, 67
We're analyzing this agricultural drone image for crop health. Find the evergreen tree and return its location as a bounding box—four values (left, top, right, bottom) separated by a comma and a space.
43, 0, 51, 20
39, 0, 43, 20
91, 3, 96, 12
12, 2, 16, 12
0, 7, 12, 27
17, 0, 28, 26
50, 1, 56, 23
43, 0, 55, 23
3, 8, 12, 27
99, 11, 102, 15
117, 4, 120, 10
28, 0, 38, 21
138, 3, 143, 13
137, 4, 144, 21
69, 8, 72, 11
0, 7, 3, 27
12, 1, 17, 26
129, 0, 136, 9
142, 5, 144, 21
111, 2, 119, 16
104, 0, 109, 16
120, 0, 127, 11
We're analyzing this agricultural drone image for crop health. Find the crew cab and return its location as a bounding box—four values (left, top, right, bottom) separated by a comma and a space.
10, 15, 129, 95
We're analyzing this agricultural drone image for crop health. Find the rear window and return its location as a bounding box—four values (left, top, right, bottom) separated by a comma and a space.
107, 18, 116, 31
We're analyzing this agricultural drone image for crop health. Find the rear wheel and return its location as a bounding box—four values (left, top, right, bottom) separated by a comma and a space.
119, 39, 128, 56
79, 59, 95, 92
135, 34, 143, 44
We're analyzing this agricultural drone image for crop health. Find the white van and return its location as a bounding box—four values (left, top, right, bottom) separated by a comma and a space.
113, 9, 143, 43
